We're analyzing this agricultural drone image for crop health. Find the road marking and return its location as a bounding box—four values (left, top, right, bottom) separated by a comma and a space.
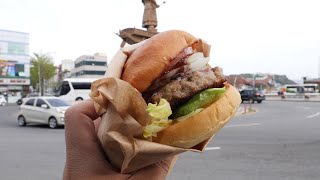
296, 106, 311, 110
205, 147, 221, 151
306, 112, 320, 119
226, 123, 261, 128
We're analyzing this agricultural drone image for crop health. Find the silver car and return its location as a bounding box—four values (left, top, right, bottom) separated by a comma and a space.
17, 97, 70, 128
0, 95, 7, 106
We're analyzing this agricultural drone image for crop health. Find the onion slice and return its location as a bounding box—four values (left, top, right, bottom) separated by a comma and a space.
187, 53, 210, 72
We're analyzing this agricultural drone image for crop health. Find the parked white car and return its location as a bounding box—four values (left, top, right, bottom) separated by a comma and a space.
0, 95, 7, 106
17, 97, 70, 128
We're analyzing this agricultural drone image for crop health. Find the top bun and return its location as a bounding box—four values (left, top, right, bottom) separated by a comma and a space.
121, 30, 197, 93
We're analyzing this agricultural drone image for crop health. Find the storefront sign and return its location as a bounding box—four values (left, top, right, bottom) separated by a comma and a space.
0, 78, 30, 85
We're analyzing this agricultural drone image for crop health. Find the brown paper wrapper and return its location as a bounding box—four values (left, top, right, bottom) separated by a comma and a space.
90, 39, 235, 173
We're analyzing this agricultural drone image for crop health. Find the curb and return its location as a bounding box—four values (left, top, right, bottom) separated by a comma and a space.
3, 103, 19, 106
266, 99, 320, 103
265, 95, 320, 102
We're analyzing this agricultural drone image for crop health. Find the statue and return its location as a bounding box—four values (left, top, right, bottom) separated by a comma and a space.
142, 0, 160, 32
118, 0, 165, 47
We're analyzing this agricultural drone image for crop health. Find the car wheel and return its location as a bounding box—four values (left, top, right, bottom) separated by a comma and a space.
17, 100, 22, 105
48, 117, 58, 129
257, 100, 262, 103
75, 97, 83, 101
18, 116, 26, 126
249, 98, 254, 104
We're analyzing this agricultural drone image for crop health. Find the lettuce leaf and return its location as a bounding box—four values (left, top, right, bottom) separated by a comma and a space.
143, 119, 172, 138
143, 99, 172, 138
146, 98, 172, 119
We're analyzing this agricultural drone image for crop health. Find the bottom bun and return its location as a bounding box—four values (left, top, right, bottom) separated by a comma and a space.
153, 83, 241, 149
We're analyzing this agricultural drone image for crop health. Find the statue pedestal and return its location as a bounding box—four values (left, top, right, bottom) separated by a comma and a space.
118, 28, 158, 47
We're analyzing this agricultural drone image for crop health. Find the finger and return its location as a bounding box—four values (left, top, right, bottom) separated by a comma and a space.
160, 155, 178, 175
94, 117, 102, 133
64, 99, 116, 175
69, 99, 100, 120
65, 99, 99, 145
130, 155, 177, 180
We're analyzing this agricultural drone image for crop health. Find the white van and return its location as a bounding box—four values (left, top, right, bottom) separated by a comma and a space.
56, 78, 98, 104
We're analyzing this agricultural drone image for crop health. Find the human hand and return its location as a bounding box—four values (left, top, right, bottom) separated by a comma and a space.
63, 99, 176, 180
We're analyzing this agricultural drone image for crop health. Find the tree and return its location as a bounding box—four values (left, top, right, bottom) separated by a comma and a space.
30, 53, 56, 96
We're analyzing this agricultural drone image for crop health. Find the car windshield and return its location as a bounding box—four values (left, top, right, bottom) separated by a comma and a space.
71, 82, 91, 89
28, 93, 39, 97
46, 98, 69, 107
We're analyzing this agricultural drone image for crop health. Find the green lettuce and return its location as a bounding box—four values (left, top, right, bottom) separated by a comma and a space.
143, 99, 172, 138
146, 98, 172, 119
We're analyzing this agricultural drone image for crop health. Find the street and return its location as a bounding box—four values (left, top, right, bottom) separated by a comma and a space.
0, 105, 65, 180
169, 101, 320, 180
0, 101, 320, 180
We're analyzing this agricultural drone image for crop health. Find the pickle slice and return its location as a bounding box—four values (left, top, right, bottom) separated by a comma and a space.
174, 88, 226, 118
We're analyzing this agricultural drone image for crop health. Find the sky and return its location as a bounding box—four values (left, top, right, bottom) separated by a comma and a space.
1, 0, 320, 80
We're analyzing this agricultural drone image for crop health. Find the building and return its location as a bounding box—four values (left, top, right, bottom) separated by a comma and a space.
226, 74, 276, 92
59, 59, 74, 79
304, 78, 320, 89
247, 75, 275, 90
61, 59, 74, 72
0, 29, 30, 95
225, 75, 251, 90
71, 53, 107, 78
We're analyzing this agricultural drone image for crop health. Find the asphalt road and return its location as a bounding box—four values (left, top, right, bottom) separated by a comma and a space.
169, 101, 320, 180
0, 101, 319, 180
0, 105, 65, 180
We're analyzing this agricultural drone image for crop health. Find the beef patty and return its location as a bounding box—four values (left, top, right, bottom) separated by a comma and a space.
143, 66, 226, 108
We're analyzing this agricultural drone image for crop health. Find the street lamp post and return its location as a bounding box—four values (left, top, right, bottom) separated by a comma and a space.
252, 74, 256, 89
45, 52, 56, 96
38, 62, 41, 96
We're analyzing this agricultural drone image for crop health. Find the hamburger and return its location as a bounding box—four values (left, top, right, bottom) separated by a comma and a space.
121, 30, 241, 149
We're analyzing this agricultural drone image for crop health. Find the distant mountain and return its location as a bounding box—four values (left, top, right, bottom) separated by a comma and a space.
274, 75, 296, 85
239, 73, 296, 85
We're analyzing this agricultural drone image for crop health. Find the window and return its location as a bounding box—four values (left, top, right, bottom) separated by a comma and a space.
240, 90, 247, 95
46, 99, 69, 107
71, 82, 91, 89
36, 98, 47, 107
60, 81, 71, 95
75, 61, 107, 67
75, 70, 105, 76
25, 99, 35, 106
89, 61, 106, 66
